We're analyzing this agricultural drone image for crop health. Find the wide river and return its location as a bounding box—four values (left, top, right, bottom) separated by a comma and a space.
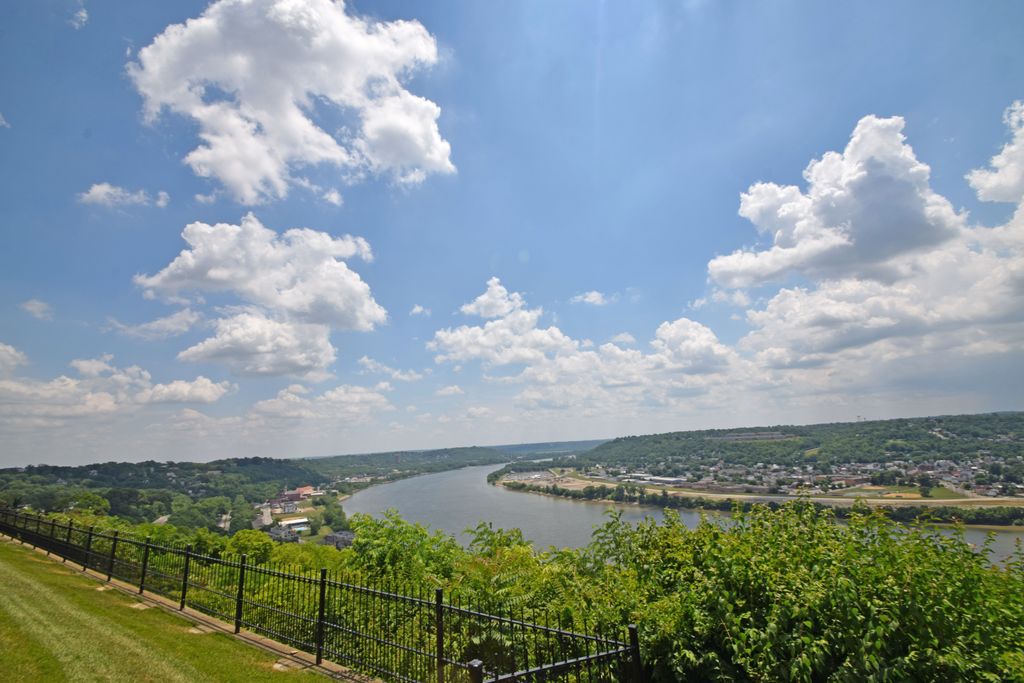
344, 464, 1024, 563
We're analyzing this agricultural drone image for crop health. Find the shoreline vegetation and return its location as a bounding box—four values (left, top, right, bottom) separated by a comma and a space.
489, 467, 1024, 528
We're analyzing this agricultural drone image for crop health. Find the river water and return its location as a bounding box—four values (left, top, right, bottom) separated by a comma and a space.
344, 464, 1024, 563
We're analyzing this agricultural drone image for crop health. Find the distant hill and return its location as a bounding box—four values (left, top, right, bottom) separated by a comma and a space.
580, 412, 1024, 469
488, 439, 608, 456
300, 446, 509, 478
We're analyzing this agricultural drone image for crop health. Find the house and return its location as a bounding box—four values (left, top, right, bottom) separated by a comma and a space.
279, 516, 310, 533
268, 527, 299, 543
322, 530, 356, 549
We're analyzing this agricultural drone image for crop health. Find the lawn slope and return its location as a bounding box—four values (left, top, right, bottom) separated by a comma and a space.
0, 540, 324, 683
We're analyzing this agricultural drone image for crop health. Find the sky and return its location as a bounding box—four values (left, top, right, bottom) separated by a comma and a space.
1, 1, 1023, 467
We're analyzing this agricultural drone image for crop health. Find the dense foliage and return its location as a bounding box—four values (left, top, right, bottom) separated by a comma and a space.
35, 502, 1024, 682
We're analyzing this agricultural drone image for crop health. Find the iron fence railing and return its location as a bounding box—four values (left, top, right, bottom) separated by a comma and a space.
0, 510, 644, 683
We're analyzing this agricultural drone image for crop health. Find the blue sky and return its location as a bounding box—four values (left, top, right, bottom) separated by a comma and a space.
1, 0, 1023, 466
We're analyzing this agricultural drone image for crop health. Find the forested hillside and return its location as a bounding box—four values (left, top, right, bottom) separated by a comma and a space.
581, 412, 1024, 474
0, 446, 509, 530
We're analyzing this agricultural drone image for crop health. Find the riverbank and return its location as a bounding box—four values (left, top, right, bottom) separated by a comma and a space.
495, 472, 1024, 529
544, 470, 1024, 507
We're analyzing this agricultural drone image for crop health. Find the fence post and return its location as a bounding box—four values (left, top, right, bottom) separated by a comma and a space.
468, 659, 484, 683
315, 568, 328, 665
139, 537, 152, 595
628, 624, 645, 683
435, 588, 445, 683
63, 521, 74, 564
107, 531, 119, 581
83, 526, 95, 570
234, 554, 248, 634
180, 544, 193, 610
46, 519, 56, 556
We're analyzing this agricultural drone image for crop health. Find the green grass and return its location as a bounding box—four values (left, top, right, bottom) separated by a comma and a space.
0, 540, 325, 682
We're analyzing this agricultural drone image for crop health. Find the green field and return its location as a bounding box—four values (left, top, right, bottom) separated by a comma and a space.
0, 540, 324, 682
839, 485, 967, 500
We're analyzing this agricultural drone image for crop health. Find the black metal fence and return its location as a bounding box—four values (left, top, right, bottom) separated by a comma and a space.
0, 510, 643, 683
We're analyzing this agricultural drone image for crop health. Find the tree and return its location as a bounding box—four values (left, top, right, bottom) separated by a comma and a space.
226, 529, 275, 564
917, 474, 937, 498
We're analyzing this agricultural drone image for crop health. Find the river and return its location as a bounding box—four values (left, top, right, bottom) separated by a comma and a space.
344, 464, 1024, 563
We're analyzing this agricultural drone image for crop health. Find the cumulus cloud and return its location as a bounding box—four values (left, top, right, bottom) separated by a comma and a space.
135, 214, 384, 378
20, 299, 53, 321
252, 383, 391, 422
610, 332, 636, 345
0, 354, 232, 430
410, 304, 430, 317
570, 290, 613, 306
430, 279, 748, 416
717, 105, 1024, 389
459, 277, 524, 318
358, 356, 423, 382
0, 113, 10, 129
177, 311, 336, 378
108, 309, 200, 340
135, 376, 233, 404
435, 384, 464, 396
708, 115, 965, 289
128, 0, 454, 205
968, 101, 1024, 203
77, 183, 170, 208
136, 214, 382, 329
0, 342, 28, 375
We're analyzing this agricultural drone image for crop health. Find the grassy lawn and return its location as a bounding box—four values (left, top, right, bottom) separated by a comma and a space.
0, 540, 324, 683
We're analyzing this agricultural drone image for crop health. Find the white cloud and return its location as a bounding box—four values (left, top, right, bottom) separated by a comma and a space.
136, 213, 383, 329
0, 355, 231, 430
431, 279, 748, 417
252, 383, 391, 422
0, 342, 27, 375
136, 376, 234, 404
70, 6, 88, 30
459, 277, 524, 318
570, 290, 613, 306
610, 332, 636, 345
322, 189, 343, 206
721, 108, 1024, 379
431, 305, 578, 366
465, 406, 491, 419
20, 299, 53, 321
410, 304, 430, 317
708, 115, 965, 289
0, 113, 10, 129
77, 183, 170, 208
967, 101, 1024, 203
358, 356, 423, 382
435, 384, 464, 396
108, 309, 200, 340
135, 214, 384, 378
177, 311, 336, 378
128, 0, 454, 205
